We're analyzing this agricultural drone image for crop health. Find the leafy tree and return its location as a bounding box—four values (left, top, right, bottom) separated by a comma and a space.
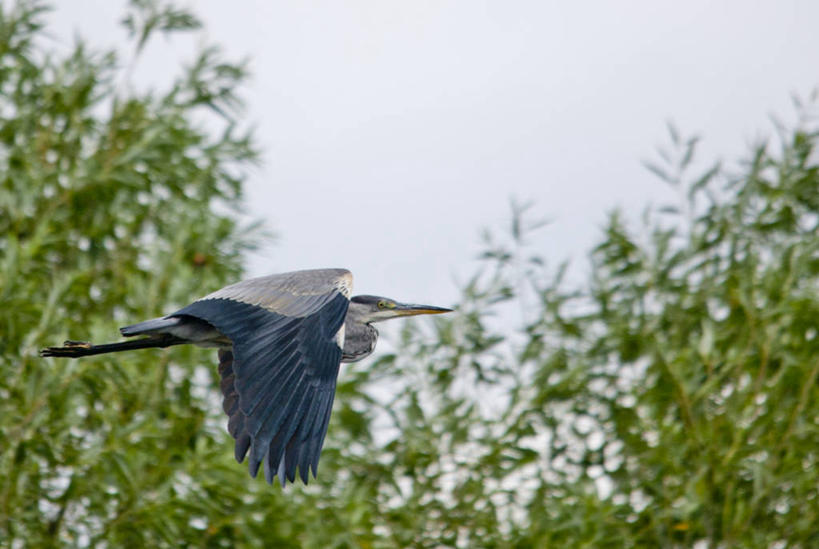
316, 114, 819, 546
364, 114, 819, 547
0, 1, 261, 546
2, 1, 818, 547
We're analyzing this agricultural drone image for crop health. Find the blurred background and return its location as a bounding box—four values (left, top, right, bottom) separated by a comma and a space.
2, 1, 818, 547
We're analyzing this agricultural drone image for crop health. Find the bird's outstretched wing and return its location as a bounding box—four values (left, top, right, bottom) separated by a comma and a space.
171, 268, 352, 485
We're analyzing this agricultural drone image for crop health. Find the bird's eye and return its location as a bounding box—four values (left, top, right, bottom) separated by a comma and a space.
377, 300, 387, 309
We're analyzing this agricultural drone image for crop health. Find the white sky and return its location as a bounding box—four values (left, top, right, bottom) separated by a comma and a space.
50, 1, 819, 307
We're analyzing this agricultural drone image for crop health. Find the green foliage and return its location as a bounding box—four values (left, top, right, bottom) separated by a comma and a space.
0, 1, 260, 546
2, 1, 818, 547
319, 122, 819, 546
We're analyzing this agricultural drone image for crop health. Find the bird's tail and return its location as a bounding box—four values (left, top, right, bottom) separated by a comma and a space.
40, 335, 185, 358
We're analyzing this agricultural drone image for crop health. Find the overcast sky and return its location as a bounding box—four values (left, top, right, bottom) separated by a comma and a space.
51, 1, 819, 306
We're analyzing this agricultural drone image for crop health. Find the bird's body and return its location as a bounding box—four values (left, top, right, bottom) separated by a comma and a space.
41, 268, 451, 486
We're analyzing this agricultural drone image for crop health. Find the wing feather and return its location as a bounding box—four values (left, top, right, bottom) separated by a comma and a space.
175, 269, 351, 485
201, 268, 352, 315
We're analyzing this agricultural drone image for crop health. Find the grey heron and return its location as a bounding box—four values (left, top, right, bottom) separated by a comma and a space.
40, 268, 452, 486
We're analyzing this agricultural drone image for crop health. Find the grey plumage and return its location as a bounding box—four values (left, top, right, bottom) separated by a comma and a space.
201, 268, 353, 316
121, 316, 228, 346
341, 296, 383, 362
40, 268, 452, 486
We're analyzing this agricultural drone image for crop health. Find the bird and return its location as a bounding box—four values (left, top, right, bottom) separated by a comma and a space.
40, 268, 452, 486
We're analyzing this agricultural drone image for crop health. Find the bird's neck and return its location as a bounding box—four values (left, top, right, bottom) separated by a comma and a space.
341, 315, 378, 363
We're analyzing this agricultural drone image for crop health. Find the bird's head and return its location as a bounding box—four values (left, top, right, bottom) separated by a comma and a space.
349, 295, 453, 323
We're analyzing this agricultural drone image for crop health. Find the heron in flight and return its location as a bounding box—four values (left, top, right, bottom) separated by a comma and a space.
41, 268, 451, 486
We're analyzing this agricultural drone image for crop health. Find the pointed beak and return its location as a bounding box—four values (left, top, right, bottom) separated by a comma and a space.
393, 303, 454, 317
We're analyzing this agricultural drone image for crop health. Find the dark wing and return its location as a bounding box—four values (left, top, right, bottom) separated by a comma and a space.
173, 268, 352, 485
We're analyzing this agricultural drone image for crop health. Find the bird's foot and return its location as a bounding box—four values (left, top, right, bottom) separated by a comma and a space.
63, 340, 92, 348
